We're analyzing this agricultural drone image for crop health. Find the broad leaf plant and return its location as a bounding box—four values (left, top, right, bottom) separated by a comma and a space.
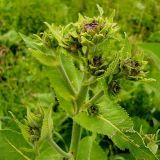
16, 5, 159, 160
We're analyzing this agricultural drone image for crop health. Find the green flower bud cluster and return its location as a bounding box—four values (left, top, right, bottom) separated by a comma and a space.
25, 108, 44, 144
75, 13, 118, 47
32, 5, 147, 83
108, 80, 121, 95
122, 58, 146, 79
20, 106, 53, 145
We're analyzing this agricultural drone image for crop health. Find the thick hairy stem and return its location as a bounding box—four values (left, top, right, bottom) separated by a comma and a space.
69, 121, 81, 159
48, 138, 72, 159
69, 73, 89, 159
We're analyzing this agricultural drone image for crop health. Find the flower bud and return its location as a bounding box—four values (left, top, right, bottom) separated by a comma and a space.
87, 105, 99, 116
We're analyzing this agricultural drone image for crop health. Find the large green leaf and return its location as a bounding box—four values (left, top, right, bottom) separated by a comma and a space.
139, 42, 160, 70
77, 136, 107, 160
48, 67, 76, 115
56, 93, 75, 116
30, 49, 59, 67
48, 54, 83, 115
10, 112, 31, 144
0, 129, 34, 160
138, 42, 160, 103
32, 92, 56, 107
20, 33, 59, 67
59, 54, 82, 92
74, 97, 158, 160
48, 67, 74, 100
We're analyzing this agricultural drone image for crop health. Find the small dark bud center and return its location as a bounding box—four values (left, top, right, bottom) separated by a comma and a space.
84, 20, 99, 31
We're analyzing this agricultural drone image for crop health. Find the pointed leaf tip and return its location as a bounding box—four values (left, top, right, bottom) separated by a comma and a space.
96, 4, 104, 16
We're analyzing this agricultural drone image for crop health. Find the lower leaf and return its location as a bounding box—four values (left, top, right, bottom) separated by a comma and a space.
0, 129, 34, 160
74, 112, 158, 159
77, 136, 107, 160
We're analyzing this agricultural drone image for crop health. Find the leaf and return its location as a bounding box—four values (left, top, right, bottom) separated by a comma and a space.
74, 97, 158, 160
20, 33, 59, 67
108, 9, 116, 23
0, 30, 20, 45
49, 54, 84, 115
27, 107, 40, 128
30, 49, 59, 67
104, 52, 120, 77
37, 51, 83, 116
148, 32, 160, 42
125, 132, 159, 160
132, 117, 150, 133
19, 33, 42, 50
138, 42, 160, 70
56, 93, 75, 116
48, 66, 76, 115
35, 140, 63, 160
59, 54, 82, 92
44, 22, 65, 48
10, 112, 31, 144
40, 106, 53, 141
48, 53, 82, 101
0, 129, 34, 160
77, 136, 107, 160
138, 42, 160, 58
32, 92, 55, 107
96, 4, 104, 16
48, 67, 74, 100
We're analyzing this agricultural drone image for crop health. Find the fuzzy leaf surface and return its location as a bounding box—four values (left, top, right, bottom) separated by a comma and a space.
0, 129, 34, 160
77, 136, 107, 160
35, 140, 63, 160
30, 49, 59, 67
40, 106, 53, 140
74, 97, 158, 160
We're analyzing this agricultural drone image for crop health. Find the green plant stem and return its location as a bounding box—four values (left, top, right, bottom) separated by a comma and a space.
70, 73, 90, 159
69, 121, 81, 159
48, 138, 72, 159
82, 90, 104, 110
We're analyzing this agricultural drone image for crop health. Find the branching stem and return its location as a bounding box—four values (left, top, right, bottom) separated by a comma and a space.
48, 137, 72, 159
82, 90, 104, 110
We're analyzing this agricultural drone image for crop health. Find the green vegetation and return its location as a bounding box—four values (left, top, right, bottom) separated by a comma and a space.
0, 0, 160, 159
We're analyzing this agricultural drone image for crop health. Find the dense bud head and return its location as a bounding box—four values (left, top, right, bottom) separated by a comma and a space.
87, 105, 99, 116
122, 58, 145, 79
84, 20, 99, 31
108, 80, 121, 95
88, 55, 108, 76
